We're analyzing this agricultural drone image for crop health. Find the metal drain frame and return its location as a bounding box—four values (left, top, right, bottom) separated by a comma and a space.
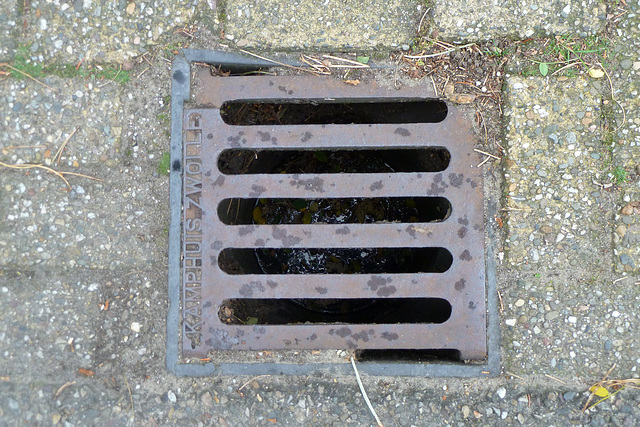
167, 50, 500, 377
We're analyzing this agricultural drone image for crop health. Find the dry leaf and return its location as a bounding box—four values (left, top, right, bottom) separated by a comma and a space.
589, 385, 609, 398
621, 201, 640, 215
444, 82, 455, 97
126, 2, 135, 15
344, 79, 360, 86
78, 368, 95, 376
448, 93, 476, 104
588, 68, 605, 79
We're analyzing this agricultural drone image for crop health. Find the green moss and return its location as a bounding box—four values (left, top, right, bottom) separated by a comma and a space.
11, 46, 46, 80
158, 152, 171, 176
612, 166, 627, 184
8, 46, 130, 85
94, 66, 131, 85
217, 0, 228, 23
521, 64, 539, 77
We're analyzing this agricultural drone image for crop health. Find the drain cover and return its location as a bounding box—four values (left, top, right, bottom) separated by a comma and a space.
176, 69, 487, 361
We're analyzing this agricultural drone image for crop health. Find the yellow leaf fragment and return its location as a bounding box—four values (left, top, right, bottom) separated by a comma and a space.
589, 385, 609, 398
302, 211, 312, 224
252, 206, 266, 224
588, 68, 604, 79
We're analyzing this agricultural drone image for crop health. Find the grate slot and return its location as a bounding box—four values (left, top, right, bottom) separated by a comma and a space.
220, 100, 448, 125
218, 148, 451, 174
218, 197, 451, 225
357, 349, 462, 362
219, 247, 453, 274
218, 298, 452, 325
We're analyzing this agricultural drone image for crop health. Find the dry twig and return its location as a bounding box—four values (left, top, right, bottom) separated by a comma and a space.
239, 49, 308, 72
544, 374, 566, 385
500, 207, 533, 212
54, 127, 78, 165
322, 54, 370, 68
0, 160, 103, 189
404, 43, 476, 60
238, 375, 271, 392
124, 374, 134, 420
583, 363, 617, 412
55, 381, 76, 397
351, 356, 384, 427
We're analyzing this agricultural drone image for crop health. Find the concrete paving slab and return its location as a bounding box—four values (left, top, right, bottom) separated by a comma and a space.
612, 80, 640, 175
0, 172, 169, 270
431, 0, 606, 42
223, 0, 422, 50
500, 270, 640, 376
16, 0, 201, 63
0, 0, 18, 61
500, 76, 640, 377
607, 6, 640, 275
503, 75, 608, 270
0, 269, 167, 379
0, 67, 176, 271
613, 187, 640, 274
611, 81, 640, 275
1, 78, 126, 167
0, 270, 101, 378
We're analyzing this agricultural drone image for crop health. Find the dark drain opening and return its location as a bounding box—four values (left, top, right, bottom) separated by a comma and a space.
218, 298, 452, 325
221, 100, 448, 125
218, 197, 451, 225
356, 349, 462, 362
218, 248, 453, 275
218, 148, 451, 174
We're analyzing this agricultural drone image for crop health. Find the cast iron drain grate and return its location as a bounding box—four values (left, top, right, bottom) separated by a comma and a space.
167, 51, 498, 376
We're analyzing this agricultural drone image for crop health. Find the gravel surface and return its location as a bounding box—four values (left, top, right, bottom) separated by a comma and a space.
1, 0, 640, 425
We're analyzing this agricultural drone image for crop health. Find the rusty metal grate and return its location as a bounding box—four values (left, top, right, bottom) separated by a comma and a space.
178, 72, 486, 363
